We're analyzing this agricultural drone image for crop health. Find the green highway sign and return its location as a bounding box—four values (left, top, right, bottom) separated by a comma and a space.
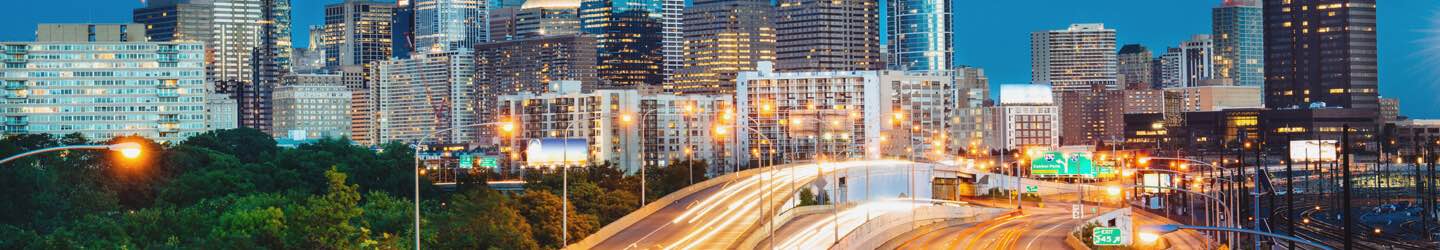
1024, 185, 1039, 193
479, 156, 499, 168
1029, 151, 1096, 177
1092, 227, 1124, 246
457, 153, 473, 168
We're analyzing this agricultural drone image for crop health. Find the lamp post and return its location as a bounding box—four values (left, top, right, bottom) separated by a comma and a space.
621, 109, 657, 206
1110, 184, 1235, 249
0, 142, 145, 165
737, 117, 776, 249
411, 121, 514, 250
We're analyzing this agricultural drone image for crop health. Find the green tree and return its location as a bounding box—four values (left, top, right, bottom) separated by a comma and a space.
799, 188, 819, 206
360, 191, 412, 239
647, 160, 709, 199
181, 128, 278, 164
433, 188, 539, 250
286, 168, 364, 249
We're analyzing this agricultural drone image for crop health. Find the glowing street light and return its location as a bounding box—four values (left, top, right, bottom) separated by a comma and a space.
1, 141, 145, 165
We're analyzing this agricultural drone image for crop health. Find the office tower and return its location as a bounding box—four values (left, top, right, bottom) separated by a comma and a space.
1264, 0, 1378, 110
373, 51, 476, 144
1, 42, 209, 142
323, 0, 395, 70
952, 66, 989, 152
735, 66, 955, 162
1117, 44, 1153, 90
990, 84, 1060, 149
773, 0, 882, 72
1213, 0, 1264, 87
488, 3, 581, 41
1157, 35, 1221, 89
1103, 89, 1164, 143
491, 0, 527, 9
887, 0, 951, 71
580, 0, 681, 88
496, 81, 732, 173
1031, 24, 1118, 92
671, 0, 776, 95
133, 0, 292, 133
414, 0, 486, 52
473, 34, 597, 144
774, 0, 881, 72
393, 0, 416, 59
36, 24, 146, 42
273, 74, 352, 140
336, 66, 373, 145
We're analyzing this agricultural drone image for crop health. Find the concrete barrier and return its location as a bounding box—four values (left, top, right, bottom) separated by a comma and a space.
735, 205, 834, 249
830, 205, 1011, 250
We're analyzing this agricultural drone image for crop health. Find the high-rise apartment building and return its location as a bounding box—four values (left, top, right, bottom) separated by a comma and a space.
1103, 89, 1164, 143
671, 0, 776, 95
413, 0, 487, 52
1117, 44, 1153, 90
1, 42, 209, 142
1213, 0, 1264, 87
735, 66, 956, 163
323, 0, 394, 70
887, 0, 951, 72
133, 0, 292, 133
488, 3, 581, 41
951, 67, 990, 152
473, 34, 598, 144
36, 24, 146, 42
580, 0, 681, 88
773, 0, 882, 72
1167, 35, 1218, 88
273, 74, 352, 140
373, 51, 476, 144
1031, 24, 1118, 92
496, 81, 732, 173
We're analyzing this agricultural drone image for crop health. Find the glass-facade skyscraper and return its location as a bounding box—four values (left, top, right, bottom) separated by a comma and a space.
1213, 0, 1263, 87
414, 0, 486, 52
887, 0, 951, 72
580, 0, 682, 88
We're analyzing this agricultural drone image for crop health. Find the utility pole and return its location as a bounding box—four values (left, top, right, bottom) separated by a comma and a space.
1418, 130, 1429, 240
1286, 134, 1296, 250
1342, 124, 1353, 250
1429, 135, 1438, 241
1252, 132, 1263, 250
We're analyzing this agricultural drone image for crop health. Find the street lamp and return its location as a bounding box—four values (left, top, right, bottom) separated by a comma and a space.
620, 109, 657, 206
1139, 224, 1332, 250
411, 121, 514, 250
0, 142, 145, 165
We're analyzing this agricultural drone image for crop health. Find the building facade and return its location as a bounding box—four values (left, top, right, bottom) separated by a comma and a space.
323, 0, 394, 70
392, 0, 416, 59
951, 67, 989, 153
413, 0, 487, 52
887, 0, 951, 72
1, 42, 209, 142
1263, 0, 1379, 111
473, 34, 598, 144
735, 66, 956, 163
773, 0, 882, 72
273, 74, 352, 140
671, 0, 776, 95
1163, 85, 1263, 113
1117, 44, 1153, 90
488, 3, 581, 41
373, 51, 476, 144
580, 0, 682, 87
36, 24, 147, 42
991, 84, 1060, 150
1213, 0, 1264, 87
1031, 23, 1118, 92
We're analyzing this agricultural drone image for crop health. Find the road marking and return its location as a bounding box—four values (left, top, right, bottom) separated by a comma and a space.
1026, 216, 1073, 250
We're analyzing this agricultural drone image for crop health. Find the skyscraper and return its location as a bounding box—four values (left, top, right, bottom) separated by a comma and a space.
1117, 44, 1153, 90
393, 0, 416, 59
580, 0, 679, 89
1172, 34, 1217, 88
774, 0, 882, 72
487, 2, 581, 41
414, 0, 486, 52
323, 0, 394, 70
473, 34, 598, 144
671, 0, 776, 95
133, 0, 292, 133
373, 51, 477, 144
1213, 0, 1264, 87
1263, 0, 1378, 110
1030, 23, 1118, 92
887, 0, 951, 72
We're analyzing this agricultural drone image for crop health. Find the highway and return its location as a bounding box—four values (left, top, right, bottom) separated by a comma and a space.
583, 160, 930, 250
889, 196, 1210, 249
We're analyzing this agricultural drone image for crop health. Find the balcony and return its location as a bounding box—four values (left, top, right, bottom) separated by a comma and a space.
4, 83, 24, 90
157, 91, 179, 97
5, 94, 25, 99
158, 117, 181, 124
157, 46, 179, 54
4, 128, 28, 135
3, 46, 25, 54
5, 120, 27, 126
2, 57, 25, 63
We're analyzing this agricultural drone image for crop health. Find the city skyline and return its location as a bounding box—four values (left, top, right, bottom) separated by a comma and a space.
4, 1, 1436, 118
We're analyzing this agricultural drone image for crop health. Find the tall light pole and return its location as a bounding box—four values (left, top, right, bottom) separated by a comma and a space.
0, 142, 145, 165
621, 109, 657, 206
412, 121, 513, 250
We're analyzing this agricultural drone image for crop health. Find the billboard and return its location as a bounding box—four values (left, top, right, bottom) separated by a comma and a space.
1289, 140, 1338, 162
1030, 151, 1095, 177
525, 138, 588, 167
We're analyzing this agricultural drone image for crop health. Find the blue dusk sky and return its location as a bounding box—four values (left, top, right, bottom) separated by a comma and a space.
2, 0, 1437, 118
